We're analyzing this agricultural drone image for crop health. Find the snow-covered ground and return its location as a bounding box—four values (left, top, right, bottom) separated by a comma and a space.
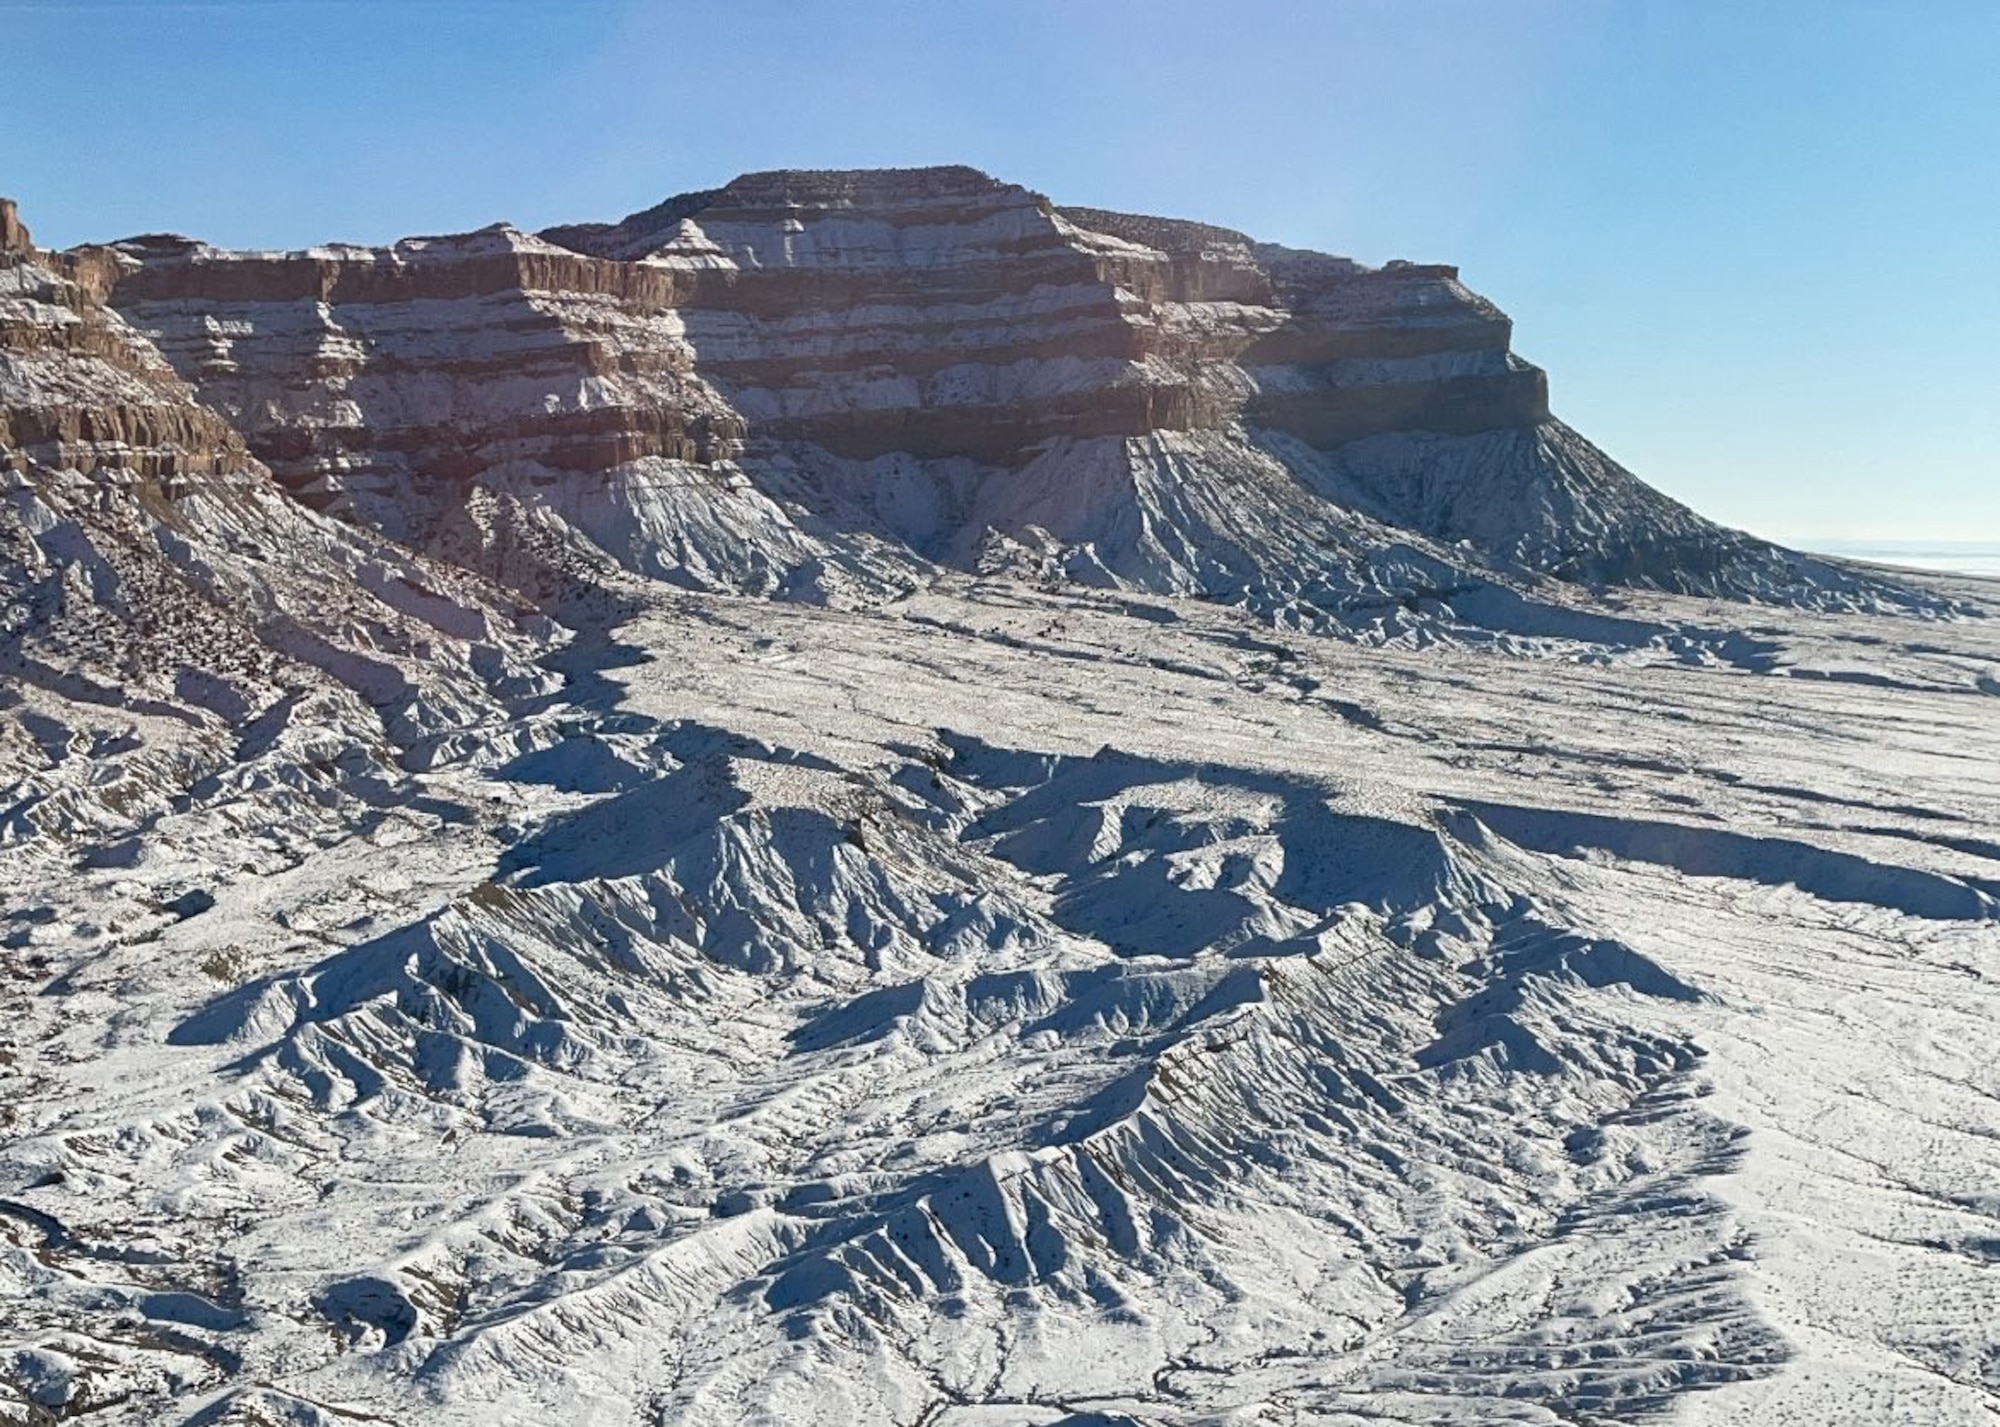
4, 568, 1996, 1425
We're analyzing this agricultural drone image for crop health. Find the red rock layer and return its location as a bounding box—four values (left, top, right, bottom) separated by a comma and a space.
1, 209, 258, 485
96, 167, 1552, 502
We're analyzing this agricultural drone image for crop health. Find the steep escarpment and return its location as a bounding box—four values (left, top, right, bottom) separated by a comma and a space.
550, 169, 1250, 461
544, 169, 1546, 466
92, 225, 847, 610
1, 203, 253, 484
1057, 205, 1548, 444
82, 167, 1941, 625
1, 200, 553, 870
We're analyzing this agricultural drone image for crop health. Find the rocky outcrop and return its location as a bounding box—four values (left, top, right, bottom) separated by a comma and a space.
0, 200, 552, 761
98, 230, 737, 511
542, 168, 1547, 464
2, 211, 255, 486
0, 198, 33, 257
69, 166, 1938, 621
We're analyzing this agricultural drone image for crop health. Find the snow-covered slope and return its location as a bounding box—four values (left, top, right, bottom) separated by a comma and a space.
4, 569, 1997, 1426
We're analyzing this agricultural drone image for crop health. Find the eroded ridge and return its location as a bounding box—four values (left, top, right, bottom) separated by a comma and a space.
6, 567, 1998, 1427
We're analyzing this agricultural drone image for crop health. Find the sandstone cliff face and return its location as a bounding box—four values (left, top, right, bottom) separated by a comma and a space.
2, 206, 254, 487
0, 202, 552, 770
66, 167, 1923, 622
543, 168, 1548, 464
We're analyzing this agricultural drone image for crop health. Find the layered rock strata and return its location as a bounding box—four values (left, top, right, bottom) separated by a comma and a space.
70, 168, 1935, 620
0, 200, 552, 772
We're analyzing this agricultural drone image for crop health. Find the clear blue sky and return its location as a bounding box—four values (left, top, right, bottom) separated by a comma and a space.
4, 0, 1995, 543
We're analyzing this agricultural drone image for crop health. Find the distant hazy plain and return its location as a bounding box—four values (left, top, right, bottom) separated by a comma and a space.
1807, 540, 2000, 579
